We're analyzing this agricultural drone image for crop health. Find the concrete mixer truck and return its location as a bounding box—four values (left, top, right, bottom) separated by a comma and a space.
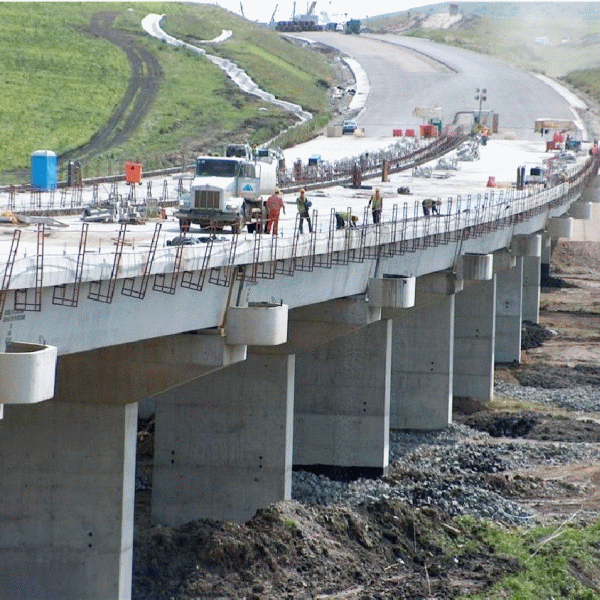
175, 146, 279, 233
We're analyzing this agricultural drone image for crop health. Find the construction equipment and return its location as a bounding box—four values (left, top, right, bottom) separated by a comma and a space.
175, 148, 278, 233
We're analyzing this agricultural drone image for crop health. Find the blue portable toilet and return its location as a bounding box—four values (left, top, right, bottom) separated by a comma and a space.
31, 150, 58, 191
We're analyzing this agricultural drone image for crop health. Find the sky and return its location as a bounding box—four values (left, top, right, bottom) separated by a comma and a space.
207, 0, 588, 23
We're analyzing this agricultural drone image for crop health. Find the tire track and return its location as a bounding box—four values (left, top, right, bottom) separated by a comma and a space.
60, 11, 163, 163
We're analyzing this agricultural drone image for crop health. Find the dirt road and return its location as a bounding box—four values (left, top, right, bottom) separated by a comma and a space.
60, 12, 163, 164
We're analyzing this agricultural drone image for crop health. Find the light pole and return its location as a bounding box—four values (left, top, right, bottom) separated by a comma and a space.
475, 88, 487, 125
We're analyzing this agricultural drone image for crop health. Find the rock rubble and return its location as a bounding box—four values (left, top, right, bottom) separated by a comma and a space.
292, 420, 600, 526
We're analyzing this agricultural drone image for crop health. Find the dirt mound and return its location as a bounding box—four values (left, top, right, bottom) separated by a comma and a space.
460, 411, 600, 442
133, 500, 519, 600
512, 364, 600, 388
522, 320, 555, 350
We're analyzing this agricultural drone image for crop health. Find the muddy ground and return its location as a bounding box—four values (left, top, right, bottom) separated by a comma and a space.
131, 239, 600, 599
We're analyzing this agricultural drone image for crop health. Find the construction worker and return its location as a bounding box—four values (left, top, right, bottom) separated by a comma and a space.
296, 188, 312, 234
335, 211, 358, 229
431, 199, 442, 215
422, 199, 432, 216
481, 127, 489, 146
367, 187, 383, 223
265, 188, 285, 235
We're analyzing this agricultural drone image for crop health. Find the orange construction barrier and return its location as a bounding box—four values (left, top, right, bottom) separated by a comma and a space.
405, 129, 415, 137
487, 176, 496, 188
393, 129, 402, 137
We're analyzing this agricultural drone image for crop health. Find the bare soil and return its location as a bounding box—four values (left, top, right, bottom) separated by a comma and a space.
132, 239, 600, 599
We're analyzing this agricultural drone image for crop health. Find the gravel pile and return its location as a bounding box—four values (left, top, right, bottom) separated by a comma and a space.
495, 380, 600, 412
292, 422, 600, 526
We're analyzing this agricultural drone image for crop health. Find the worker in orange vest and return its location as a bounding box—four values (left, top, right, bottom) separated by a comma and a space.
266, 188, 285, 235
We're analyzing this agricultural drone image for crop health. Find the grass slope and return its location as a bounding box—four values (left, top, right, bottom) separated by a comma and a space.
0, 3, 129, 174
0, 2, 333, 180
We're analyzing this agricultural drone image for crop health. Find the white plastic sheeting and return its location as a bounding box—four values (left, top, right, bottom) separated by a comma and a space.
141, 14, 312, 122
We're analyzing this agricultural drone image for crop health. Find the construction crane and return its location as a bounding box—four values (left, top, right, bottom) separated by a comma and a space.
239, 2, 245, 18
270, 4, 278, 26
307, 1, 316, 15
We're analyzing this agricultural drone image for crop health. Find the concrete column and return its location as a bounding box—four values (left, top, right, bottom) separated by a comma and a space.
0, 401, 137, 600
522, 255, 541, 323
153, 353, 295, 525
495, 257, 523, 363
294, 319, 391, 475
511, 234, 542, 325
454, 277, 496, 402
541, 234, 552, 281
390, 294, 455, 430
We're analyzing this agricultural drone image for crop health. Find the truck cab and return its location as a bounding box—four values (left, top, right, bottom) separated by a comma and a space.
175, 155, 277, 233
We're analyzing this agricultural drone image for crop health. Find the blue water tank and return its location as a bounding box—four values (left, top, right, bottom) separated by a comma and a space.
31, 150, 58, 191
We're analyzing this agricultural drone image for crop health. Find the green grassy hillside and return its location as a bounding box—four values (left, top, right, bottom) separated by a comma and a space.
0, 3, 129, 174
0, 2, 334, 181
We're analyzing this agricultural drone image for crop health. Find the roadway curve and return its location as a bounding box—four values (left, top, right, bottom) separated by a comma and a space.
296, 32, 582, 140
60, 12, 163, 164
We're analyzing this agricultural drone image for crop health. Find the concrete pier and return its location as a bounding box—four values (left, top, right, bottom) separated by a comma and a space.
453, 278, 496, 402
495, 258, 523, 363
390, 290, 455, 430
294, 319, 391, 474
152, 353, 295, 524
0, 401, 137, 600
522, 255, 541, 323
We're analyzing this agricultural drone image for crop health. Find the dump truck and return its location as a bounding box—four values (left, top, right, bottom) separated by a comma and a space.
175, 150, 278, 233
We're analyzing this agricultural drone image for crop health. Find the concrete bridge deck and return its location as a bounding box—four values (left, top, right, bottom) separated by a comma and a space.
0, 133, 598, 600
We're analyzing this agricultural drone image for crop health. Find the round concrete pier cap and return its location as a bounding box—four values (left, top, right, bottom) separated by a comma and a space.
461, 253, 493, 281
0, 342, 58, 404
511, 234, 542, 257
368, 276, 416, 309
225, 303, 288, 346
547, 216, 573, 238
568, 201, 592, 220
